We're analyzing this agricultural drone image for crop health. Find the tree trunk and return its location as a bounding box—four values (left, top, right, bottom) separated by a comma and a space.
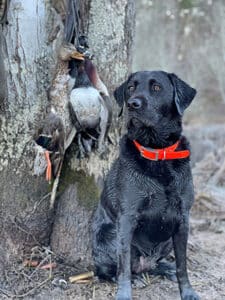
0, 0, 135, 276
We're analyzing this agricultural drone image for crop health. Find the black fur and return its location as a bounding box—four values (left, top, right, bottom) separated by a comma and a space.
92, 71, 199, 300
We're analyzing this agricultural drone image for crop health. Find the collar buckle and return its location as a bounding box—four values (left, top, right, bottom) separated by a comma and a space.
151, 149, 159, 161
141, 147, 159, 161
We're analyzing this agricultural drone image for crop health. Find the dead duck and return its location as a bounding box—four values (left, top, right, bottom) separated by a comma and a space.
35, 107, 65, 182
68, 58, 112, 156
59, 43, 85, 62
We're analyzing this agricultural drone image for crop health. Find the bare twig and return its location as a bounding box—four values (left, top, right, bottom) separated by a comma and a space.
0, 288, 12, 297
0, 277, 51, 299
25, 192, 51, 221
15, 277, 51, 299
92, 285, 96, 299
50, 159, 63, 209
29, 255, 51, 279
11, 218, 40, 245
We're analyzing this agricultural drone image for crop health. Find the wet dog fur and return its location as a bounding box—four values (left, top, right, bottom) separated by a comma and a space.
92, 71, 199, 300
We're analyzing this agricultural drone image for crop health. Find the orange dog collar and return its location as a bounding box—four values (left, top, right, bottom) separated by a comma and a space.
133, 140, 190, 161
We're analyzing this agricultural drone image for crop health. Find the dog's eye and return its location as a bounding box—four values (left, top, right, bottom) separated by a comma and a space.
128, 86, 135, 93
152, 83, 161, 92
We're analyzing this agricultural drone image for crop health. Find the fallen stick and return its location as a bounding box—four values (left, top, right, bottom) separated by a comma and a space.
50, 159, 63, 209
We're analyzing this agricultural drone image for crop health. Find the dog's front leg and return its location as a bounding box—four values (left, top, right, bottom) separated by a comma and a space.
116, 213, 135, 300
173, 217, 200, 300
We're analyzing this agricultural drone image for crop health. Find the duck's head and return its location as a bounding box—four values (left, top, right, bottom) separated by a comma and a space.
59, 43, 85, 61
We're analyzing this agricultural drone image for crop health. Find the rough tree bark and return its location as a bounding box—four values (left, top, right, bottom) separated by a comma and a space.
0, 0, 135, 277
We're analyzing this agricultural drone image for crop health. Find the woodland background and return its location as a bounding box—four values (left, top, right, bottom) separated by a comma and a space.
0, 0, 225, 299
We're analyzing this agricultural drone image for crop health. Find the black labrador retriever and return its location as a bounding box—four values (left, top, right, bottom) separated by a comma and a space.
92, 71, 199, 300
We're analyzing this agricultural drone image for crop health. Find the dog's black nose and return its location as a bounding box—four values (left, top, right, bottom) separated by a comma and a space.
127, 98, 142, 109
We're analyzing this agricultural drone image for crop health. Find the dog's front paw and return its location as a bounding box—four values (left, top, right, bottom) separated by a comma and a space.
116, 296, 131, 300
116, 281, 132, 300
181, 287, 200, 300
116, 293, 131, 300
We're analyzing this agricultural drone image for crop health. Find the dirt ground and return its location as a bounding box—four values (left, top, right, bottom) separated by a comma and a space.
0, 126, 225, 300
0, 206, 225, 300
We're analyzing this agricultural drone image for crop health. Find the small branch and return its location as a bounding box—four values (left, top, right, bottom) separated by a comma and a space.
50, 159, 63, 209
29, 255, 51, 279
26, 193, 51, 222
0, 277, 51, 299
0, 288, 11, 297
17, 277, 51, 299
11, 218, 41, 246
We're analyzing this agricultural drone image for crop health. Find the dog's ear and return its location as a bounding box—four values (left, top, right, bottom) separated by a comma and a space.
113, 81, 127, 108
169, 73, 197, 115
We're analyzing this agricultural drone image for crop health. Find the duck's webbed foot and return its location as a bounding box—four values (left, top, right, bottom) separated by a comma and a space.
45, 150, 52, 182
77, 133, 94, 158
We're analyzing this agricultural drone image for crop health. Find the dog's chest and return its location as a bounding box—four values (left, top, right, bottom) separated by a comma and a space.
137, 201, 180, 242
134, 176, 183, 242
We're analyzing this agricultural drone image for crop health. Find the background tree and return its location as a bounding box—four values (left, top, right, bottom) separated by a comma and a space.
0, 0, 135, 277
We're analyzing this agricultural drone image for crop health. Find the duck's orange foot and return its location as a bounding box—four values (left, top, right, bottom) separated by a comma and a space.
45, 151, 52, 182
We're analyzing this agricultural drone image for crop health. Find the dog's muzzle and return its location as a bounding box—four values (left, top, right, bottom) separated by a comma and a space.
127, 98, 142, 110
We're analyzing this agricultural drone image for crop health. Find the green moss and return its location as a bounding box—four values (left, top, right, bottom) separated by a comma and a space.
59, 165, 100, 210
179, 0, 194, 9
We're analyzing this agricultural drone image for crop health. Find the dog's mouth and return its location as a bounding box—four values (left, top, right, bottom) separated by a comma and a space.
128, 117, 143, 127
127, 114, 154, 129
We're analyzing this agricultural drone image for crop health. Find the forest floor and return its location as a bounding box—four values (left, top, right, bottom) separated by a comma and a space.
0, 125, 225, 300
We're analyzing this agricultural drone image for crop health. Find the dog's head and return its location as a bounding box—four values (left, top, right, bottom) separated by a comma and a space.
114, 71, 196, 147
